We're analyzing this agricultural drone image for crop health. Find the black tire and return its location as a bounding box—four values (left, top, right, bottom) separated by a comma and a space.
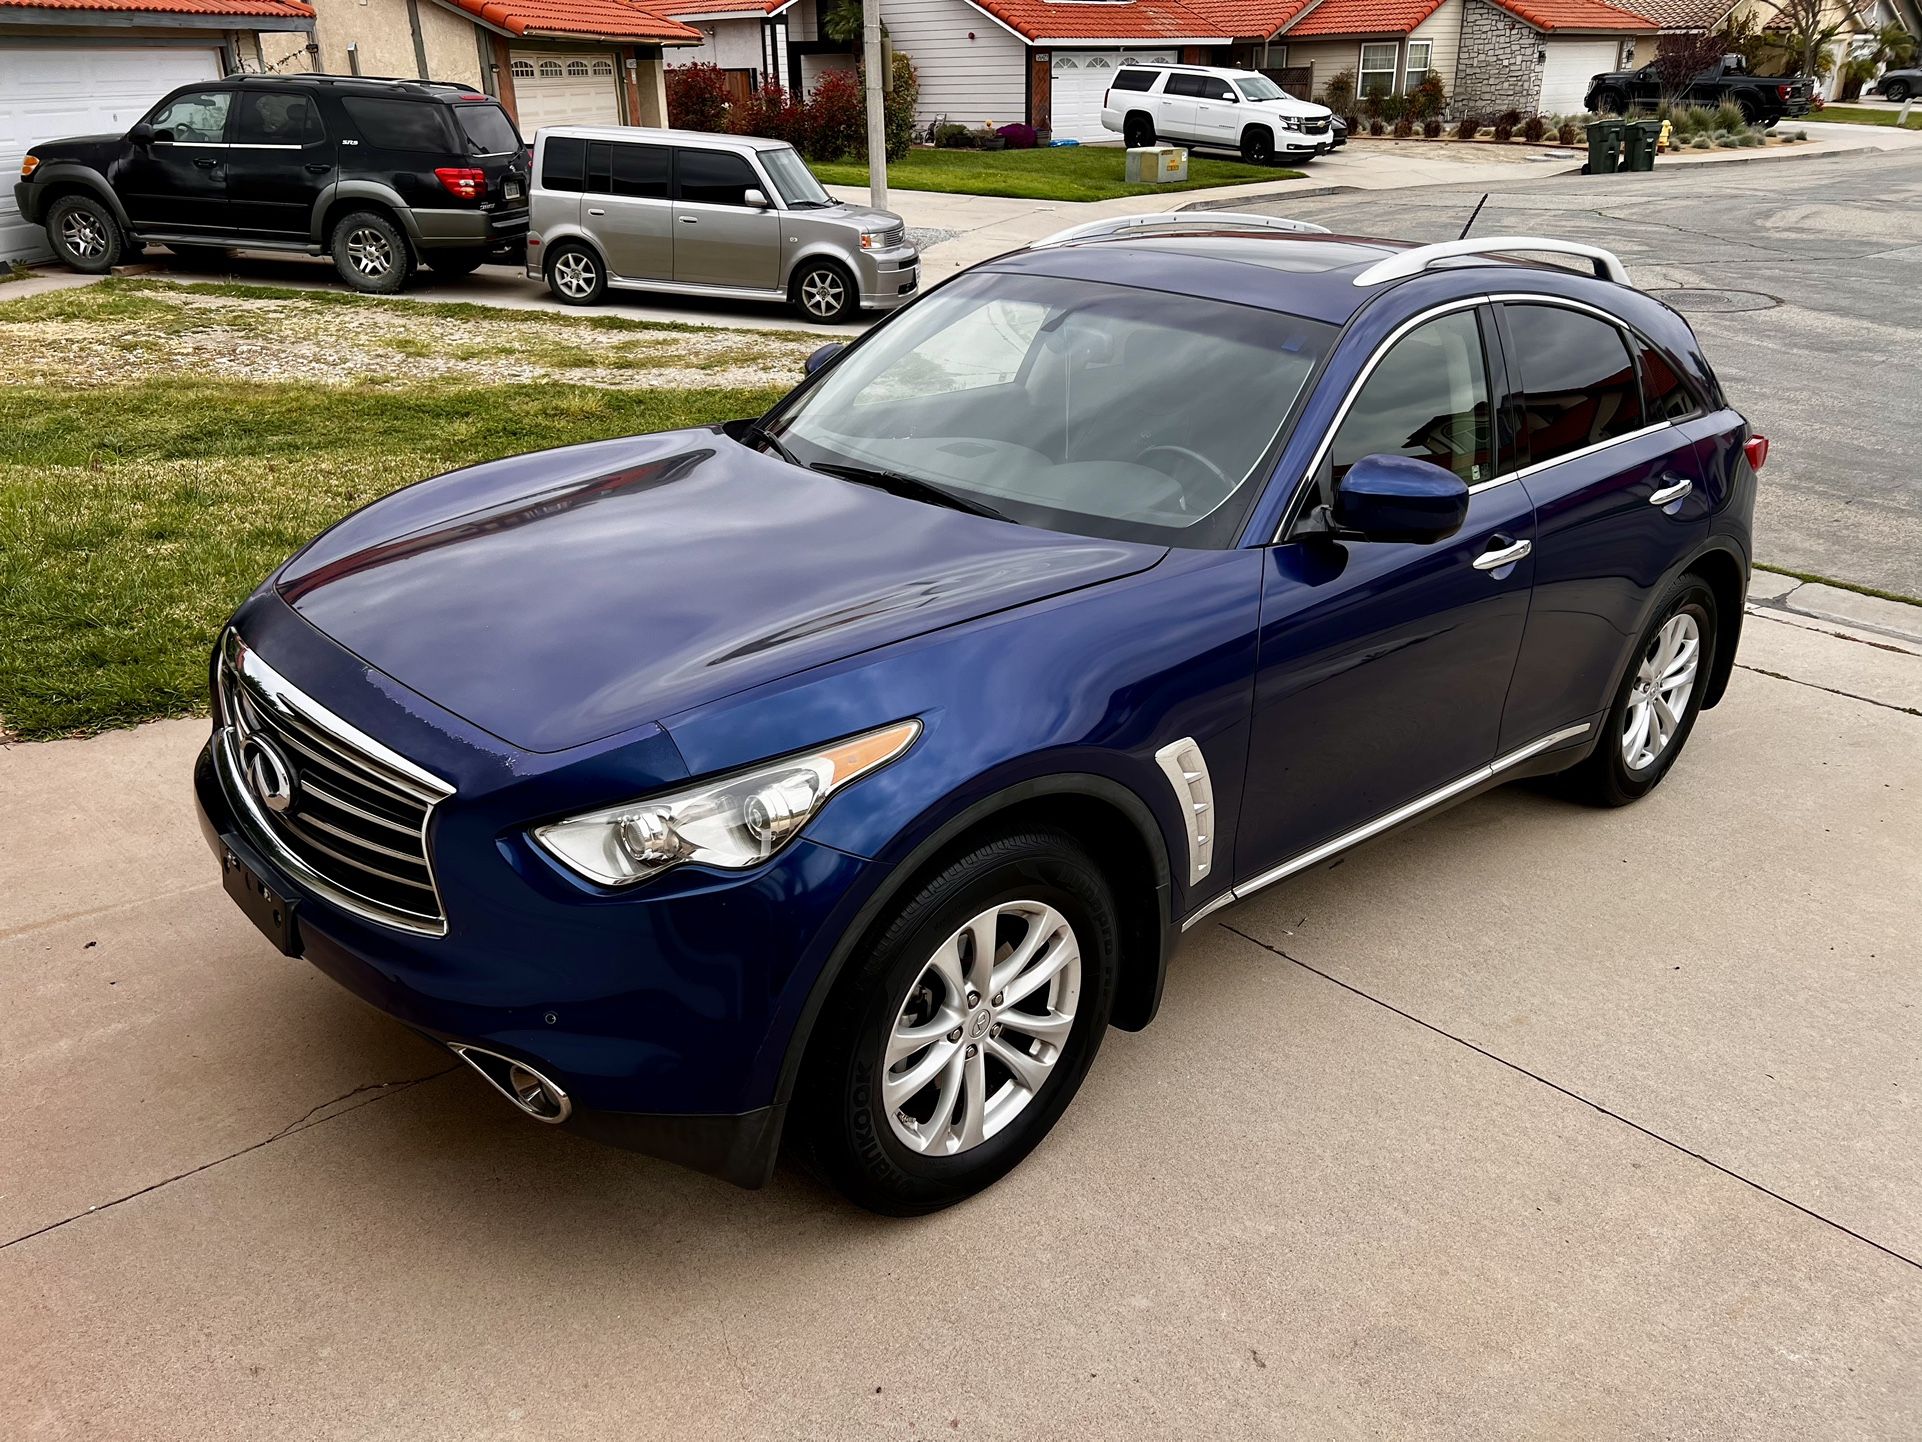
795, 830, 1120, 1215
45, 193, 124, 274
790, 258, 858, 323
1736, 95, 1761, 125
425, 248, 489, 278
1240, 126, 1276, 164
544, 241, 605, 305
330, 209, 412, 294
1887, 80, 1911, 102
1557, 574, 1718, 807
1762, 115, 1780, 130
1123, 112, 1156, 148
1593, 88, 1627, 116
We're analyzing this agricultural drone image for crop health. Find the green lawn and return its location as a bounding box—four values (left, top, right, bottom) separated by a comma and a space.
814, 145, 1301, 202
1806, 103, 1922, 129
0, 280, 798, 740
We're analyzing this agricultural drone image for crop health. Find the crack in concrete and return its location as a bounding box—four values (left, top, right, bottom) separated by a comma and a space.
1219, 922, 1922, 1277
0, 1064, 459, 1254
1734, 663, 1922, 717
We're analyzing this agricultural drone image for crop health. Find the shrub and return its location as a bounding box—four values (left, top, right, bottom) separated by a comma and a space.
1369, 117, 1385, 136
1690, 134, 1712, 149
665, 62, 732, 133
729, 82, 804, 147
1492, 120, 1514, 142
1362, 84, 1388, 118
1455, 114, 1480, 140
804, 69, 866, 160
1379, 93, 1407, 124
1392, 117, 1413, 137
1497, 108, 1523, 129
1736, 130, 1763, 146
1522, 114, 1546, 141
1557, 121, 1577, 144
1407, 70, 1447, 120
1793, 128, 1808, 141
1423, 117, 1443, 138
1713, 100, 1745, 131
1323, 69, 1357, 115
1342, 113, 1361, 135
933, 121, 974, 148
881, 53, 919, 159
996, 122, 1037, 149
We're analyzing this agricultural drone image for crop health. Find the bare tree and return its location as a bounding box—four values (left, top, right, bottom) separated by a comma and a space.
1757, 0, 1853, 81
1652, 30, 1731, 105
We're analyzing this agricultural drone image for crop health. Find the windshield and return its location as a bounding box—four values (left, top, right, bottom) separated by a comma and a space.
769, 271, 1333, 547
1234, 75, 1287, 102
455, 101, 522, 156
760, 145, 832, 207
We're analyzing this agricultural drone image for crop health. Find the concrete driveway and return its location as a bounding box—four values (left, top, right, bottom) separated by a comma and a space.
4, 589, 1918, 1439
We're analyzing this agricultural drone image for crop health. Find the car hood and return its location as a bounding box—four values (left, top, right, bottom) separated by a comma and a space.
30, 134, 123, 164
277, 429, 1165, 753
1251, 96, 1332, 120
798, 199, 905, 234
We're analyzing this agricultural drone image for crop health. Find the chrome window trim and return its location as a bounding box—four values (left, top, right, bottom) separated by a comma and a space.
1179, 721, 1591, 930
1273, 291, 1682, 541
215, 632, 454, 937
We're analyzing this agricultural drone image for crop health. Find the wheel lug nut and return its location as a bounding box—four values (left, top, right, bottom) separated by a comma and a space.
947, 1027, 963, 1043
991, 992, 1004, 1007
966, 1044, 978, 1058
966, 991, 980, 1007
990, 1023, 1002, 1039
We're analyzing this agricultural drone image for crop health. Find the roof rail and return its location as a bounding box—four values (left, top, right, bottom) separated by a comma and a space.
1034, 211, 1331, 248
233, 73, 481, 94
1351, 236, 1630, 288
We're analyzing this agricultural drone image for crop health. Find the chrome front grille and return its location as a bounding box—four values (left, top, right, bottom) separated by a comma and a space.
215, 632, 452, 935
1303, 117, 1330, 135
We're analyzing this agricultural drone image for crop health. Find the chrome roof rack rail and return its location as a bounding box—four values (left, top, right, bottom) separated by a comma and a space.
1033, 211, 1331, 248
1350, 236, 1631, 288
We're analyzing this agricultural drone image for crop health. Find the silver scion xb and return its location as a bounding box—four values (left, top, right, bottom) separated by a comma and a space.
526, 127, 918, 323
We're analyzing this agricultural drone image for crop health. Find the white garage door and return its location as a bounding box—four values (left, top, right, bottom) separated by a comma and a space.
509, 52, 622, 136
1051, 49, 1176, 142
1, 44, 221, 262
1540, 39, 1625, 115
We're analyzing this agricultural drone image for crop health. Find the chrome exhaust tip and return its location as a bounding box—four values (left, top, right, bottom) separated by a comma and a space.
447, 1043, 572, 1124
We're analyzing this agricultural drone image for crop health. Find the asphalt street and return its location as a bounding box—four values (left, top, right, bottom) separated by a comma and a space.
1245, 148, 1922, 598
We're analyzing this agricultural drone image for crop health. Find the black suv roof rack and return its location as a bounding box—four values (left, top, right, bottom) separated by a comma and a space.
228, 73, 484, 97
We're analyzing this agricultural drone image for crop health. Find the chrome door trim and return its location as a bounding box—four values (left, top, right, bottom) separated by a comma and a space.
1648, 476, 1693, 505
1180, 721, 1592, 929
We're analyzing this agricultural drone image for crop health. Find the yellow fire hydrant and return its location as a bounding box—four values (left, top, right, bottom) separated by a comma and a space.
1657, 119, 1673, 153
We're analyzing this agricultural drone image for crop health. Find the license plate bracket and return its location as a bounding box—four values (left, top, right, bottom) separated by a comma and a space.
223, 850, 300, 956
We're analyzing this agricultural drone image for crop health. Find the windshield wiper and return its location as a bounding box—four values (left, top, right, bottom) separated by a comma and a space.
740, 418, 801, 466
810, 462, 1007, 521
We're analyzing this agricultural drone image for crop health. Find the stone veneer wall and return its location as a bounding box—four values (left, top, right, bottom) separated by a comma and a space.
1454, 0, 1543, 117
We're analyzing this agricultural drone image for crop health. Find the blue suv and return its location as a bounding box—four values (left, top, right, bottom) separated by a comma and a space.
196, 216, 1762, 1213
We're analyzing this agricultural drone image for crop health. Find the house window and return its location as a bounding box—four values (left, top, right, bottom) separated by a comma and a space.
1404, 39, 1432, 89
510, 59, 535, 79
539, 60, 563, 78
591, 59, 614, 76
1359, 42, 1398, 98
566, 60, 590, 77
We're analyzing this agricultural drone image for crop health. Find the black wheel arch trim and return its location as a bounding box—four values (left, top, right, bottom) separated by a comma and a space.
312, 180, 421, 248
769, 771, 1177, 1128
1685, 535, 1748, 709
26, 166, 129, 230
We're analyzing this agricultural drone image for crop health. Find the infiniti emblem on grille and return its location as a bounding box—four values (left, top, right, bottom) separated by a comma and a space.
241, 734, 296, 814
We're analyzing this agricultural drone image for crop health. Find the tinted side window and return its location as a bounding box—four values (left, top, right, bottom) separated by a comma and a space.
1330, 309, 1492, 485
611, 143, 670, 199
1505, 303, 1644, 465
339, 97, 454, 152
1635, 335, 1698, 421
675, 149, 758, 206
1110, 69, 1157, 92
234, 91, 324, 146
542, 135, 586, 191
1165, 73, 1210, 98
148, 91, 232, 144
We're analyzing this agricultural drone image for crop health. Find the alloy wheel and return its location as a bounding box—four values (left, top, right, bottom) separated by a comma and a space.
800, 268, 845, 318
60, 209, 107, 260
346, 227, 393, 278
554, 251, 597, 298
882, 900, 1081, 1157
1622, 611, 1700, 771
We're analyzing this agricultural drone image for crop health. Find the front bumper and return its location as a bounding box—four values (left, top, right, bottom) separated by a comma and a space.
855, 242, 919, 310
192, 616, 881, 1186
13, 181, 41, 226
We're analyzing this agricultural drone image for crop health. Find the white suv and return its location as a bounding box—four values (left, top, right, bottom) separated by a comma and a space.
1100, 64, 1334, 165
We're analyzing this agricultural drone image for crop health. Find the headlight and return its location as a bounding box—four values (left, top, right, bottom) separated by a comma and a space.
20, 155, 39, 179
1280, 117, 1303, 131
532, 719, 921, 888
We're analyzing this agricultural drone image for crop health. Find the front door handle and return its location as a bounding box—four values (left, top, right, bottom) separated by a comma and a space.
588, 207, 606, 216
305, 162, 331, 173
678, 215, 698, 224
1472, 536, 1533, 571
1648, 475, 1693, 506
193, 157, 219, 169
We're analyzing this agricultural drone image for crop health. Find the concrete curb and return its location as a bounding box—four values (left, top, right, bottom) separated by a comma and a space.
1749, 576, 1922, 645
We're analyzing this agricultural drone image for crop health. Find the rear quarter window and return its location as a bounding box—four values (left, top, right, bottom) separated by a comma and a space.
453, 101, 521, 156
541, 135, 586, 191
339, 97, 456, 152
1110, 70, 1158, 92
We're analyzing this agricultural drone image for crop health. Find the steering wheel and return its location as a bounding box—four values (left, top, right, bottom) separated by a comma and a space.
1142, 444, 1234, 511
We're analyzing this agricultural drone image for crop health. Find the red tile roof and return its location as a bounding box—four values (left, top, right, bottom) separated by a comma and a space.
1603, 0, 1734, 27
1487, 0, 1654, 28
446, 0, 703, 42
666, 0, 787, 15
1282, 0, 1444, 37
964, 0, 1228, 42
1177, 0, 1317, 37
0, 0, 312, 14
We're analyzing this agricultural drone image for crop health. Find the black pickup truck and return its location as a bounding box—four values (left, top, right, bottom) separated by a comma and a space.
1585, 55, 1813, 127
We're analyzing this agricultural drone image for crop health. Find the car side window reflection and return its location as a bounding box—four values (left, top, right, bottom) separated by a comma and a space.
1329, 309, 1492, 485
148, 91, 233, 144
1505, 303, 1645, 464
858, 297, 1049, 402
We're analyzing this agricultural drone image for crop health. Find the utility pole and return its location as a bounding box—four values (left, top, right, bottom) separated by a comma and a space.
863, 0, 888, 210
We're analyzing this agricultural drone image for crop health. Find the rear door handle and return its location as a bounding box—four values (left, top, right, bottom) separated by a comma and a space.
305, 162, 331, 173
678, 216, 698, 224
1648, 475, 1693, 506
1472, 536, 1532, 571
193, 157, 219, 169
588, 207, 606, 216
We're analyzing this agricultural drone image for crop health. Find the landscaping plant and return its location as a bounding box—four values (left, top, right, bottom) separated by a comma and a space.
1424, 118, 1443, 138
665, 62, 732, 133
1455, 114, 1480, 140
1522, 115, 1547, 141
805, 69, 866, 160
1322, 69, 1357, 115
1393, 117, 1413, 138
881, 53, 919, 160
729, 82, 805, 148
1407, 70, 1448, 120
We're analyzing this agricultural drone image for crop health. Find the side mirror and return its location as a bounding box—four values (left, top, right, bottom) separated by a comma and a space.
1329, 454, 1469, 543
743, 187, 770, 209
129, 122, 155, 147
804, 341, 844, 376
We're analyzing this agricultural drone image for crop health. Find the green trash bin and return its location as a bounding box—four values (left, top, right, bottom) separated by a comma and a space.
1585, 118, 1624, 174
1622, 119, 1661, 171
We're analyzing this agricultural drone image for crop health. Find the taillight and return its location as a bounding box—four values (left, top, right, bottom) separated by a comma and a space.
1103, 87, 1113, 110
1777, 84, 1791, 99
1744, 434, 1769, 471
434, 167, 486, 200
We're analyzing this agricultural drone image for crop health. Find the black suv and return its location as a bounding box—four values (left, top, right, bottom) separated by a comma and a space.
15, 74, 530, 293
